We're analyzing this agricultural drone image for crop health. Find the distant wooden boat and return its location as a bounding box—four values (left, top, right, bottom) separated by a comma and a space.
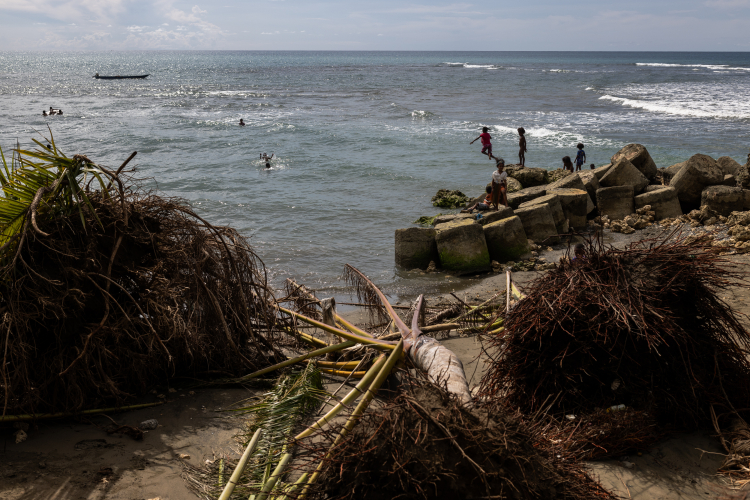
94, 73, 149, 80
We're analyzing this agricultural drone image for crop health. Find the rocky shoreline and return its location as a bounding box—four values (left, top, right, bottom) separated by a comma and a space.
396, 144, 750, 274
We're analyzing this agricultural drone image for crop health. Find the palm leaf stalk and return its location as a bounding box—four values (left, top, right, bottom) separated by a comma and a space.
298, 339, 405, 498
217, 428, 263, 500
277, 306, 396, 349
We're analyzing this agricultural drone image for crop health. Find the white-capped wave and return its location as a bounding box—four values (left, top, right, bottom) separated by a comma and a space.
411, 110, 434, 119
441, 62, 500, 70
599, 94, 750, 120
546, 69, 573, 73
636, 62, 750, 72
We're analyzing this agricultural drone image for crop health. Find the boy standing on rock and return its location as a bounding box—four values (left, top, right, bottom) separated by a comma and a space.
518, 127, 527, 166
470, 127, 496, 160
491, 158, 508, 209
575, 143, 586, 171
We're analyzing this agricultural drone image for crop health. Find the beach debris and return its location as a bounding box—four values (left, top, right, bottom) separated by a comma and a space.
305, 381, 615, 500
139, 419, 158, 430
178, 454, 191, 460
431, 189, 469, 208
0, 135, 283, 417
479, 232, 750, 458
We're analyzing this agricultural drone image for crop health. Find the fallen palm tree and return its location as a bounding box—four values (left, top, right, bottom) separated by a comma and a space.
0, 135, 281, 417
479, 233, 750, 458
184, 263, 486, 498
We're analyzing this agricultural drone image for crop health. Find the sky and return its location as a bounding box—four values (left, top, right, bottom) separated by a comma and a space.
0, 0, 749, 51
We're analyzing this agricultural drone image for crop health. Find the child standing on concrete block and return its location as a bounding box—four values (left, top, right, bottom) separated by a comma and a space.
491, 158, 508, 209
470, 127, 495, 160
575, 143, 586, 171
518, 127, 527, 166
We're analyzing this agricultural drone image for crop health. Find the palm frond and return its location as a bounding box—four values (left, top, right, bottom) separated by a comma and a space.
185, 364, 327, 499
0, 132, 116, 265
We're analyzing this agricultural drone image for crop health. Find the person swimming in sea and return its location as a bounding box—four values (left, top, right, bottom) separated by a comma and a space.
239, 118, 245, 126
260, 152, 274, 168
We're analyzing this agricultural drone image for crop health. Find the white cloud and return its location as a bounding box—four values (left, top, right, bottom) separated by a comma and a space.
705, 0, 750, 6
126, 25, 145, 32
191, 5, 206, 14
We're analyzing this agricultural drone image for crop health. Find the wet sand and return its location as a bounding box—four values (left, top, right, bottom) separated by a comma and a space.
2, 230, 750, 500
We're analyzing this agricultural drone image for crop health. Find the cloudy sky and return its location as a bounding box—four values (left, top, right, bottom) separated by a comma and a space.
0, 0, 749, 51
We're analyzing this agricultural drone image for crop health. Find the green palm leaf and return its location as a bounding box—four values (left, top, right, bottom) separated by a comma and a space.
0, 132, 115, 264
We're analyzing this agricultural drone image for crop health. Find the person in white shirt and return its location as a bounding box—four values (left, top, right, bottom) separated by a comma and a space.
491, 158, 508, 209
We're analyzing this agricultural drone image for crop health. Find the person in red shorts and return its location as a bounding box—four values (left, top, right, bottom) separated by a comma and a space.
470, 126, 496, 160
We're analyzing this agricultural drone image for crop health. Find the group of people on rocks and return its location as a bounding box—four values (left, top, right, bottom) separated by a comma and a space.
42, 107, 63, 116
465, 126, 595, 213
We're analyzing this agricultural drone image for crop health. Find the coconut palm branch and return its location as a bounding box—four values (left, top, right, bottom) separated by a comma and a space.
228, 363, 327, 498
0, 132, 114, 264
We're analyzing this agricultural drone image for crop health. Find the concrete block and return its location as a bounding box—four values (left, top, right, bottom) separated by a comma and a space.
514, 203, 558, 243
435, 219, 491, 274
549, 188, 589, 229
395, 227, 438, 269
634, 186, 682, 220
597, 186, 634, 221
483, 216, 530, 263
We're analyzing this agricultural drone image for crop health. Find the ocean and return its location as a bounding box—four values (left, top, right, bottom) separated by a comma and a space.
1, 51, 749, 298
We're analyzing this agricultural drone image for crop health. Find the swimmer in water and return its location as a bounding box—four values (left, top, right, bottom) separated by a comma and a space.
239, 118, 245, 126
260, 152, 274, 169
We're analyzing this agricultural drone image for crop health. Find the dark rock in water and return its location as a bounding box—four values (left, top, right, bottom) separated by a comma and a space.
432, 189, 469, 208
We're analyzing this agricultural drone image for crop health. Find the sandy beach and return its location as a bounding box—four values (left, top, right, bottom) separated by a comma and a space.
3, 227, 750, 500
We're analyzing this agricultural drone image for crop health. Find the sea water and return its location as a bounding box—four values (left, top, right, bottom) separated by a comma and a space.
1, 51, 749, 297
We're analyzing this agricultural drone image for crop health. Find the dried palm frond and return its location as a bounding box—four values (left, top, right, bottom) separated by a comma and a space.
342, 264, 389, 324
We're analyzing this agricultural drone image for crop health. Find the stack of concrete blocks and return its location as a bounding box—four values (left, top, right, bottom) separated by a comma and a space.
396, 144, 750, 274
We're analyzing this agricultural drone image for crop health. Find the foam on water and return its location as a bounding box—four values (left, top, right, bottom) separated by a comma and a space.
597, 80, 750, 120
636, 62, 750, 72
